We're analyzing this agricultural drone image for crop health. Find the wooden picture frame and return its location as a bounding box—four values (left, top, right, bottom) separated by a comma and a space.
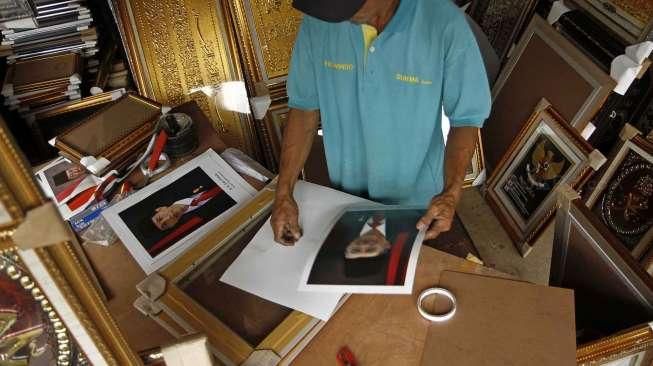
260, 102, 290, 171
552, 184, 653, 352
486, 98, 604, 256
133, 182, 329, 365
467, 0, 538, 62
567, 0, 653, 45
577, 323, 653, 365
585, 124, 653, 259
225, 0, 302, 87
465, 131, 486, 188
482, 15, 614, 173
0, 115, 140, 365
109, 0, 261, 161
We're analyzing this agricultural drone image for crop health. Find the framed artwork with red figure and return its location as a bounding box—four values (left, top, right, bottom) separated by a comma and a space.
103, 149, 256, 274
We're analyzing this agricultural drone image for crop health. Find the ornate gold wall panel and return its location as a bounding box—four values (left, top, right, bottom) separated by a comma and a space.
228, 0, 301, 85
112, 0, 260, 158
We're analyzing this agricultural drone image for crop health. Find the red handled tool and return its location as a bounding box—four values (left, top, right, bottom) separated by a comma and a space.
337, 346, 358, 366
148, 129, 169, 172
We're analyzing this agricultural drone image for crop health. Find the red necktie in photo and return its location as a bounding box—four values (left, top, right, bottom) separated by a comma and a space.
190, 186, 223, 207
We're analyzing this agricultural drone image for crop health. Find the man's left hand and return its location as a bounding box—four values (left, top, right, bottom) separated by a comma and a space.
416, 191, 460, 240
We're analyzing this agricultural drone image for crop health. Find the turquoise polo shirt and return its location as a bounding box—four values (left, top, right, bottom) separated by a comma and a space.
287, 0, 491, 205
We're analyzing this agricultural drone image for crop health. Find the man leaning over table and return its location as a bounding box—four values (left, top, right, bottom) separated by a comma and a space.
271, 0, 491, 244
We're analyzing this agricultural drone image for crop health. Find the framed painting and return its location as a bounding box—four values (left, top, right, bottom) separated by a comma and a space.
577, 323, 653, 365
482, 15, 614, 174
467, 0, 538, 62
0, 115, 140, 364
133, 181, 328, 365
567, 0, 653, 44
486, 98, 605, 256
585, 124, 653, 259
552, 184, 653, 349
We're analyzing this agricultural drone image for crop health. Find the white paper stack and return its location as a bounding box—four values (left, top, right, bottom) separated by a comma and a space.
221, 181, 370, 321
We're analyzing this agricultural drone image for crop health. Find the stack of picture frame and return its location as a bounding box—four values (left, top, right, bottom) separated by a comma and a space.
482, 15, 615, 174
553, 184, 653, 364
23, 88, 126, 160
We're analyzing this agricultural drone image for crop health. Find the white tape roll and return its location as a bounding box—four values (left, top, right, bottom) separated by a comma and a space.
417, 287, 457, 322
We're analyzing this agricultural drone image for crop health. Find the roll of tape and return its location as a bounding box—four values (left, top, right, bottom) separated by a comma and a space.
417, 287, 456, 322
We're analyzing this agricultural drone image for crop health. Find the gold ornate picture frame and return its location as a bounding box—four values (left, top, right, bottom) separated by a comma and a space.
110, 0, 261, 161
577, 323, 653, 365
567, 0, 653, 44
0, 115, 141, 365
226, 0, 302, 87
134, 182, 328, 365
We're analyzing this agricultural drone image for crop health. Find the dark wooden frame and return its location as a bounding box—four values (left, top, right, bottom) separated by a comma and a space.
485, 98, 603, 256
552, 184, 653, 360
585, 125, 653, 259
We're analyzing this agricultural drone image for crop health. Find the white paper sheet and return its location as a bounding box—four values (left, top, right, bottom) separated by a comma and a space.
220, 181, 369, 321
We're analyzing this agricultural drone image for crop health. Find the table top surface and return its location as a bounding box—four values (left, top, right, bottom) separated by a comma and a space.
291, 246, 510, 366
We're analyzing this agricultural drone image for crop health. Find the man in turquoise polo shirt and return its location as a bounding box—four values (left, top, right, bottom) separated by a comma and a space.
271, 0, 491, 245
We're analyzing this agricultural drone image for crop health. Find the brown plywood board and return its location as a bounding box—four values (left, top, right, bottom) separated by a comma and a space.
420, 271, 576, 366
290, 248, 511, 365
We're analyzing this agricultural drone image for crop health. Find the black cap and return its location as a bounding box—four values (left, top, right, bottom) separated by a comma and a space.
292, 0, 366, 23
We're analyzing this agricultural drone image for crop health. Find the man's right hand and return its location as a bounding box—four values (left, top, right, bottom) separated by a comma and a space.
271, 194, 303, 245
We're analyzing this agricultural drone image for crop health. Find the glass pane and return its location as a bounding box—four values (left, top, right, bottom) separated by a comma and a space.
0, 252, 89, 366
177, 212, 292, 346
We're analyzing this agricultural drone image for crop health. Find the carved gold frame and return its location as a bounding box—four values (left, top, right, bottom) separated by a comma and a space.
225, 0, 301, 170
577, 323, 653, 365
226, 0, 301, 87
135, 182, 328, 365
567, 0, 653, 44
109, 0, 261, 161
0, 116, 141, 365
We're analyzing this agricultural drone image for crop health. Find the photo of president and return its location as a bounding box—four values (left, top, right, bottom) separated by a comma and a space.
119, 167, 236, 257
307, 208, 425, 287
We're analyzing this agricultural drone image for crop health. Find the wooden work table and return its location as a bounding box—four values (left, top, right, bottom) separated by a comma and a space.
81, 101, 266, 352
78, 102, 510, 361
291, 247, 509, 365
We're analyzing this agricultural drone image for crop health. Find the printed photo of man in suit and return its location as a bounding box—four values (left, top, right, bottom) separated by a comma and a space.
119, 167, 237, 258
307, 208, 424, 287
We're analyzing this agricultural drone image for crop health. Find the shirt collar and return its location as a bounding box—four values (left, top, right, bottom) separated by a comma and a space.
382, 0, 414, 35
